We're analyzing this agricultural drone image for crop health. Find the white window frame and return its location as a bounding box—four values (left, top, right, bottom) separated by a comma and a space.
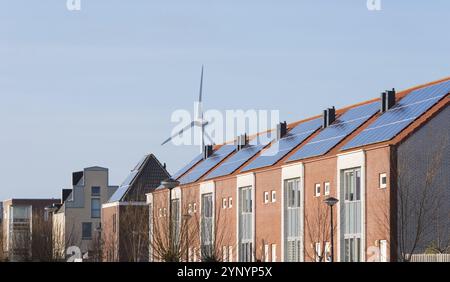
193, 203, 197, 213
324, 182, 330, 196
271, 244, 277, 262
315, 242, 322, 262
228, 246, 233, 262
379, 173, 387, 189
314, 183, 321, 197
271, 191, 276, 203
325, 242, 331, 262
223, 246, 228, 262
264, 244, 269, 262
222, 198, 228, 209
228, 197, 233, 208
188, 203, 192, 214
379, 240, 387, 262
264, 191, 269, 204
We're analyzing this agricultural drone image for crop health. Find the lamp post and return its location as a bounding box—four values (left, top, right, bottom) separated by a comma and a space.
324, 197, 339, 262
161, 178, 180, 260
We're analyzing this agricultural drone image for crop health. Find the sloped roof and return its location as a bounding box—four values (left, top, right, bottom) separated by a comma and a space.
108, 154, 170, 203
169, 76, 449, 186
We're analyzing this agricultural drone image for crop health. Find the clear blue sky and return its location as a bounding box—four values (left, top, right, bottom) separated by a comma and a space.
0, 0, 448, 200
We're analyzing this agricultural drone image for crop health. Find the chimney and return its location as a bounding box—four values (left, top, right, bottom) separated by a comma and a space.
380, 88, 396, 112
323, 107, 336, 128
277, 121, 287, 140
203, 145, 213, 159
235, 134, 248, 151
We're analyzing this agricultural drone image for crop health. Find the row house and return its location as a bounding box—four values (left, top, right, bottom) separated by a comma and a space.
148, 77, 449, 262
102, 154, 170, 262
1, 198, 60, 261
51, 166, 118, 260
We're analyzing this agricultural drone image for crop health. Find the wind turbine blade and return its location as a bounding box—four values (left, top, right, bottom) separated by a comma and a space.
161, 121, 196, 145
199, 65, 204, 103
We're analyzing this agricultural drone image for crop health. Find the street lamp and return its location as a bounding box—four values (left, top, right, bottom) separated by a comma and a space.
161, 178, 180, 259
324, 197, 339, 262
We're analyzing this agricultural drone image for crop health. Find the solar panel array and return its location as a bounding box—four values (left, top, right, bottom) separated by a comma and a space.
172, 153, 204, 180
288, 101, 379, 161
178, 145, 236, 184
108, 160, 143, 202
341, 80, 450, 150
205, 131, 275, 180
241, 118, 322, 172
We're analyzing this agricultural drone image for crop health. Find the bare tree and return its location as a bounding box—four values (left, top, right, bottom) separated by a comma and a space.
396, 130, 449, 261
30, 213, 53, 261
119, 205, 149, 262
150, 205, 198, 262
304, 198, 334, 262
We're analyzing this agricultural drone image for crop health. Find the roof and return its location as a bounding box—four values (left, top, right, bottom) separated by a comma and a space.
108, 154, 171, 202
167, 76, 449, 187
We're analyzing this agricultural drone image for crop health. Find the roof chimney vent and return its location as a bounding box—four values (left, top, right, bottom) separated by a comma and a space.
381, 88, 396, 112
203, 145, 213, 159
277, 121, 287, 140
323, 107, 336, 128
235, 134, 248, 151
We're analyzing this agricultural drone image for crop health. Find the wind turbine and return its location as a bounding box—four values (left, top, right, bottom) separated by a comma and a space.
161, 66, 213, 151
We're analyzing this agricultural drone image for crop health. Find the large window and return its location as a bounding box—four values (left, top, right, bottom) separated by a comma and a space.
239, 186, 253, 262
342, 168, 362, 262
91, 198, 101, 218
171, 199, 181, 243
201, 194, 213, 259
82, 222, 92, 240
284, 178, 302, 262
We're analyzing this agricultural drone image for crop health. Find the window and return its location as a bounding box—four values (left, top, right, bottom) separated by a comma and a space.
188, 204, 192, 214
271, 244, 277, 262
284, 178, 301, 262
228, 197, 233, 208
112, 214, 117, 233
324, 242, 331, 262
91, 198, 101, 218
315, 242, 322, 262
264, 244, 269, 262
193, 203, 197, 213
201, 194, 214, 258
82, 222, 92, 240
91, 186, 101, 197
228, 246, 233, 262
314, 183, 321, 197
222, 246, 228, 262
379, 173, 387, 189
239, 186, 253, 262
158, 208, 162, 217
324, 182, 330, 196
171, 199, 180, 241
343, 167, 362, 262
264, 191, 269, 204
222, 198, 228, 209
163, 208, 167, 217
271, 191, 276, 203
379, 240, 387, 262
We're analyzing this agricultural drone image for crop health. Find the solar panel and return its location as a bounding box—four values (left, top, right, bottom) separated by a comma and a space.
288, 101, 379, 161
241, 118, 322, 172
172, 153, 204, 180
204, 131, 275, 180
178, 145, 236, 184
108, 157, 146, 203
108, 185, 130, 202
341, 80, 450, 150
